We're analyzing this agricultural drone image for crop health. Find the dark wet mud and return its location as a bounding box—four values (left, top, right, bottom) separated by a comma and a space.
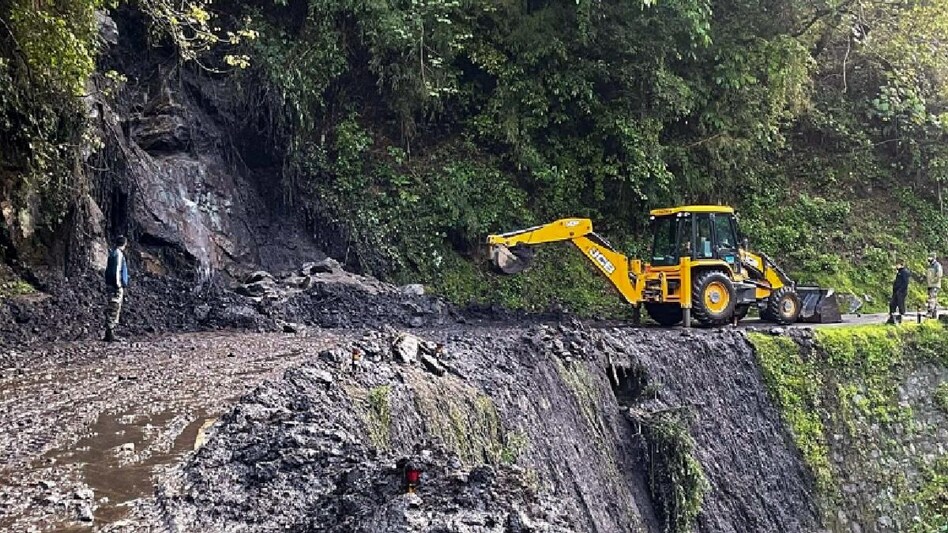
0, 332, 344, 531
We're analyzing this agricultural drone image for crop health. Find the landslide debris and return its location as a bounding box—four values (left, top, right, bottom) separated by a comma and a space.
154, 328, 574, 532
0, 258, 454, 357
146, 324, 819, 533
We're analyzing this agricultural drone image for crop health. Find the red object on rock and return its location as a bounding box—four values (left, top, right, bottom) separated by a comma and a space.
404, 462, 421, 493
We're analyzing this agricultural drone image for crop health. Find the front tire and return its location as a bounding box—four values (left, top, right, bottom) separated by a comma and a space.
692, 270, 737, 326
765, 286, 802, 324
645, 303, 683, 327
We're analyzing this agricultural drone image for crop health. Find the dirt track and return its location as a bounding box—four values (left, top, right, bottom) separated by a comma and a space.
0, 331, 347, 532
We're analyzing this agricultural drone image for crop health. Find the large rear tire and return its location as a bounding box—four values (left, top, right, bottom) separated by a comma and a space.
765, 286, 802, 324
692, 270, 737, 326
645, 303, 683, 327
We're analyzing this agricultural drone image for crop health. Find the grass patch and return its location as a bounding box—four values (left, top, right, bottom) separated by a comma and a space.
410, 376, 527, 465
632, 409, 708, 533
748, 332, 833, 490
554, 358, 607, 439
365, 385, 392, 450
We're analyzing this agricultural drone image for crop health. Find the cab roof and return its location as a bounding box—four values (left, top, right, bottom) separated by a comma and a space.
649, 205, 735, 217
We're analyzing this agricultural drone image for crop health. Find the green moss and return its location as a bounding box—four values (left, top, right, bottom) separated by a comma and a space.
637, 410, 708, 533
935, 382, 948, 414
0, 279, 34, 298
750, 323, 948, 529
365, 385, 392, 450
748, 333, 833, 490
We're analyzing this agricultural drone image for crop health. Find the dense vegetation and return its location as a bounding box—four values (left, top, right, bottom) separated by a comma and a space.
750, 323, 948, 532
3, 0, 948, 311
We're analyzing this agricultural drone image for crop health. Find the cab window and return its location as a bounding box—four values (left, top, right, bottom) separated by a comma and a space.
651, 216, 679, 266
695, 214, 713, 259
714, 214, 738, 253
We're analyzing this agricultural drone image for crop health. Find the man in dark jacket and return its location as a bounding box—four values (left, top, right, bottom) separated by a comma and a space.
887, 261, 910, 325
104, 236, 129, 342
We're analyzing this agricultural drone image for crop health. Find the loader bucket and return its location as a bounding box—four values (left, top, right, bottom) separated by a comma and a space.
796, 286, 842, 323
490, 244, 536, 275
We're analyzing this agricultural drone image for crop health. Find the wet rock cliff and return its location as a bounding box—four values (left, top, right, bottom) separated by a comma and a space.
148, 325, 824, 533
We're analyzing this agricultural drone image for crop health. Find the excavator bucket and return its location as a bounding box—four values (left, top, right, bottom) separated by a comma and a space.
490, 244, 536, 275
796, 286, 843, 323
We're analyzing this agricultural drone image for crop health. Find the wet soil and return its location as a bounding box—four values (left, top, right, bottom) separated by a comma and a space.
130, 323, 819, 533
0, 331, 345, 531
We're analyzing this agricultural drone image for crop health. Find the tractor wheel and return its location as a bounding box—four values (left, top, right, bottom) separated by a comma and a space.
645, 303, 683, 327
766, 286, 802, 325
692, 270, 737, 326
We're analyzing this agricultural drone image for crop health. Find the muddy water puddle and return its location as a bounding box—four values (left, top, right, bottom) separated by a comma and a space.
46, 407, 216, 531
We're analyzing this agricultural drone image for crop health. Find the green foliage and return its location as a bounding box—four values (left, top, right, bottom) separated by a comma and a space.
751, 323, 948, 528
236, 0, 825, 302
365, 385, 392, 449
909, 455, 948, 533
639, 410, 709, 533
0, 0, 103, 239
749, 332, 833, 489
6, 0, 104, 97
135, 0, 258, 70
225, 0, 948, 314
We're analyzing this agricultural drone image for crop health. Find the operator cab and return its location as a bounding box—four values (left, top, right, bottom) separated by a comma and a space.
649, 206, 742, 268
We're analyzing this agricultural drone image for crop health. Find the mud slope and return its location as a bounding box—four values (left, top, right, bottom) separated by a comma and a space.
153, 324, 818, 533
612, 328, 820, 532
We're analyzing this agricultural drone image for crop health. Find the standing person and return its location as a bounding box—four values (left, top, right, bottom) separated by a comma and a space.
926, 252, 943, 319
104, 236, 129, 342
887, 261, 911, 325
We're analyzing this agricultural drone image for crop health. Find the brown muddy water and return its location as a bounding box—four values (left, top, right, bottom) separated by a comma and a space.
48, 408, 215, 531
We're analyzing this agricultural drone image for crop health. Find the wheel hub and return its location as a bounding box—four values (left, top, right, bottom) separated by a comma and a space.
704, 281, 730, 314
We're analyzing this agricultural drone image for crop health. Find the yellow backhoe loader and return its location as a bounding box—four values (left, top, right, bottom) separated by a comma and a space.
486, 205, 841, 327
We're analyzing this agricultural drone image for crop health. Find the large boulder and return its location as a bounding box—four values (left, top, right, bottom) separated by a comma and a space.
302, 258, 341, 275
392, 334, 420, 364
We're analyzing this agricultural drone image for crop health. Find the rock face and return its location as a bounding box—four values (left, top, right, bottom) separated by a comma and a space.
153, 326, 820, 533
610, 328, 818, 533
69, 11, 337, 282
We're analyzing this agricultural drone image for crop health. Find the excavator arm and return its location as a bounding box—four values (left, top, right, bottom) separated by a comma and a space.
487, 218, 643, 305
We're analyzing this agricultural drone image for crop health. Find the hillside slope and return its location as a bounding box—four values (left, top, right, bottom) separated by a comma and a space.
2, 1, 948, 316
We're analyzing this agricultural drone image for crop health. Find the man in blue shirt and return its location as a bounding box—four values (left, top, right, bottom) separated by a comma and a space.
104, 235, 129, 342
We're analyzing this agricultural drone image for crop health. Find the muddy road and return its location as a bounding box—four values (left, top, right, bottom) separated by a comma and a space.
0, 308, 881, 532
0, 331, 348, 532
